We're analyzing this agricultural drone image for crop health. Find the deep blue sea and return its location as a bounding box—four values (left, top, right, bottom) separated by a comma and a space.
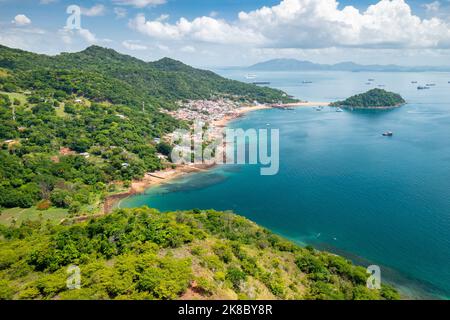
122, 70, 450, 299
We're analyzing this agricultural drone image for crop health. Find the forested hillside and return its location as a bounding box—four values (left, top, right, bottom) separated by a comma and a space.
0, 91, 176, 211
0, 207, 399, 300
0, 44, 292, 213
0, 45, 292, 108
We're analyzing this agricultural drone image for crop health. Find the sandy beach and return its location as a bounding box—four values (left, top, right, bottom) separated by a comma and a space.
103, 164, 214, 214
211, 104, 271, 128
211, 102, 329, 127
283, 101, 330, 107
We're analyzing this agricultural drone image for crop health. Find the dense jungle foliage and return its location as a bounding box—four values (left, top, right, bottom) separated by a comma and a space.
331, 89, 405, 108
0, 207, 399, 300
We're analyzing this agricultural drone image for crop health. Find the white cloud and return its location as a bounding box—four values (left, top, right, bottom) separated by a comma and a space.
81, 4, 106, 17
79, 28, 97, 43
157, 44, 170, 51
129, 14, 265, 45
129, 0, 450, 50
181, 45, 196, 53
12, 14, 31, 26
114, 7, 128, 19
156, 14, 170, 22
60, 28, 98, 44
423, 1, 441, 13
113, 0, 166, 8
0, 27, 56, 53
122, 40, 147, 50
60, 31, 72, 45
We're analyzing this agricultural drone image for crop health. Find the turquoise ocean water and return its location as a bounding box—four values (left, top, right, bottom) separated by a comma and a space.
122, 71, 450, 299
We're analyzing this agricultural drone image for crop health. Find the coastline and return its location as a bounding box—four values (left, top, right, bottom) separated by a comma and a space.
103, 101, 329, 214
102, 104, 272, 214
280, 101, 330, 107
96, 99, 439, 299
103, 163, 215, 214
339, 103, 405, 110
211, 101, 330, 127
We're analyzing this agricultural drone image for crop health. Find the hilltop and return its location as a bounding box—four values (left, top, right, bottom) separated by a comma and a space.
331, 89, 406, 109
0, 207, 399, 300
0, 45, 293, 108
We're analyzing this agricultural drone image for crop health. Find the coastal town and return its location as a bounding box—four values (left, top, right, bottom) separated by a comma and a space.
163, 98, 329, 128
164, 98, 259, 124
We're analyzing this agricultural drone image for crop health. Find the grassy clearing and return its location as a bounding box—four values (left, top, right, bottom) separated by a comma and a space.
80, 195, 105, 216
0, 69, 8, 77
0, 207, 69, 226
54, 104, 68, 118
0, 91, 28, 105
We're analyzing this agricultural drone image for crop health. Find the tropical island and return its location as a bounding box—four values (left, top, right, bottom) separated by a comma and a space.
0, 45, 399, 300
331, 89, 406, 109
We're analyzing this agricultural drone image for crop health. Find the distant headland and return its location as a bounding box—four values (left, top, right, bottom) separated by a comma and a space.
245, 58, 450, 73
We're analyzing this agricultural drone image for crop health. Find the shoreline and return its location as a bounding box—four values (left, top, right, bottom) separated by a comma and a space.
103, 101, 329, 214
102, 105, 266, 214
211, 101, 330, 127
97, 100, 436, 299
103, 163, 215, 214
339, 103, 405, 110
279, 101, 330, 107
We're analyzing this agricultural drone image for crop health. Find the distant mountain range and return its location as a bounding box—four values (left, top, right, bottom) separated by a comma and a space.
246, 59, 450, 72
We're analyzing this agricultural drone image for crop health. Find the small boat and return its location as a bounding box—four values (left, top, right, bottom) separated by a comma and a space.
382, 131, 393, 137
411, 81, 418, 84
426, 83, 436, 86
273, 104, 294, 110
365, 82, 372, 85
336, 107, 343, 112
301, 81, 313, 84
368, 79, 375, 82
417, 86, 430, 90
378, 85, 386, 87
245, 74, 257, 79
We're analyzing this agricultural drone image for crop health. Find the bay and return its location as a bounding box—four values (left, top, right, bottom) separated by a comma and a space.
122, 70, 450, 299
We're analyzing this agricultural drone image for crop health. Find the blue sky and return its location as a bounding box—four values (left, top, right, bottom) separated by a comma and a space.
1, 0, 450, 67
